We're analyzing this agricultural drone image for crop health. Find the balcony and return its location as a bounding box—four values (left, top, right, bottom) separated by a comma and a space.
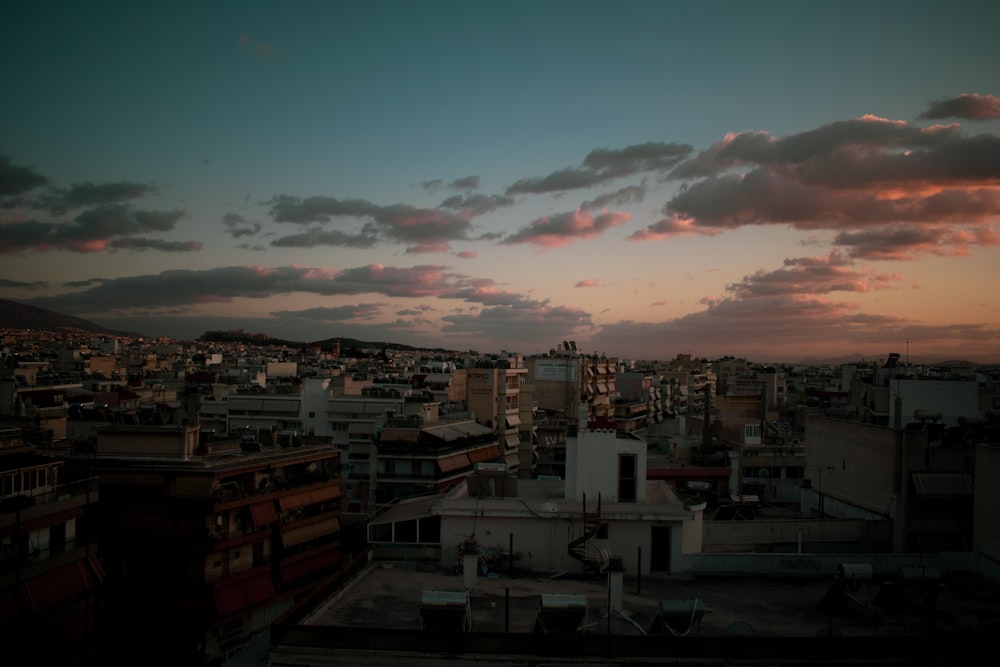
0, 477, 98, 525
212, 473, 339, 509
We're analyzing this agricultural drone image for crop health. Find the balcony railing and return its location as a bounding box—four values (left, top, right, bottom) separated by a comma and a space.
1, 477, 98, 516
212, 471, 338, 505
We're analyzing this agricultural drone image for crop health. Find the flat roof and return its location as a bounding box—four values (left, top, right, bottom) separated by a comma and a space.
434, 478, 694, 521
299, 562, 1000, 639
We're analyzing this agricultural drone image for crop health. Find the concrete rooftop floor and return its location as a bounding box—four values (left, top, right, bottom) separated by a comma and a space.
301, 561, 1000, 639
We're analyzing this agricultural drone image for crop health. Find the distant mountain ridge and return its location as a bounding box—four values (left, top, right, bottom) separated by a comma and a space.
0, 300, 992, 365
0, 299, 139, 337
197, 329, 455, 355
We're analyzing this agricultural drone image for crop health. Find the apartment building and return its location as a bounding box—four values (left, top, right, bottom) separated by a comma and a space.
525, 347, 622, 478
374, 415, 499, 504
711, 356, 750, 395
0, 426, 102, 666
88, 422, 342, 666
615, 370, 673, 435
330, 386, 418, 512
527, 346, 620, 423
804, 412, 983, 552
466, 357, 527, 474
412, 368, 467, 408
368, 407, 702, 577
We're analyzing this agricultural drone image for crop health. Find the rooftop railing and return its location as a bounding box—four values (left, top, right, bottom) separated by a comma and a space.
0, 476, 98, 515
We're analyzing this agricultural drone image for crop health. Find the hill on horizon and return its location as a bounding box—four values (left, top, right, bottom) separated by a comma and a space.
0, 299, 141, 337
196, 329, 456, 355
0, 300, 993, 367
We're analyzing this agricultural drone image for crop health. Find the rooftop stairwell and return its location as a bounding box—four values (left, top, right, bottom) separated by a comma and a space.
568, 492, 609, 575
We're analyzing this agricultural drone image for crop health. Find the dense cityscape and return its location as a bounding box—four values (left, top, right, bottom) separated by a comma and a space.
1, 321, 998, 665
3, 3, 999, 665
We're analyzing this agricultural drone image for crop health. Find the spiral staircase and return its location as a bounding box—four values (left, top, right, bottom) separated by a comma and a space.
567, 492, 610, 574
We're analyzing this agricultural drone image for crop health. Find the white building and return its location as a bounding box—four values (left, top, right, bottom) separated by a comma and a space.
368, 407, 704, 576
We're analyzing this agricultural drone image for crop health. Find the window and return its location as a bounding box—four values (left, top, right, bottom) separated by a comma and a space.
50, 522, 66, 556
418, 516, 441, 543
618, 454, 637, 502
395, 520, 417, 543
371, 523, 392, 542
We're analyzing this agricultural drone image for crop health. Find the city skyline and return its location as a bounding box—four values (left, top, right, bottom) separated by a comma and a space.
2, 1, 999, 362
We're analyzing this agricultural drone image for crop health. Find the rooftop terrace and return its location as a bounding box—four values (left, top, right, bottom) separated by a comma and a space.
266, 560, 999, 665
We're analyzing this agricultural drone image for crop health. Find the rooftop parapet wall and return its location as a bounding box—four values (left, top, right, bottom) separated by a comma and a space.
680, 550, 985, 581
702, 518, 881, 550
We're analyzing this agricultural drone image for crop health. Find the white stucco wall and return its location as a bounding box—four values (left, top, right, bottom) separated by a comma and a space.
439, 512, 686, 576
565, 425, 647, 503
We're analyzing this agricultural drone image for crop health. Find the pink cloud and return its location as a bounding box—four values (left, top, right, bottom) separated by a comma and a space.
67, 240, 110, 253
302, 267, 339, 280
628, 215, 720, 241
454, 250, 477, 259
641, 114, 1000, 257
575, 279, 599, 288
836, 224, 1000, 260
503, 209, 631, 249
725, 251, 905, 298
920, 93, 1000, 120
405, 241, 451, 254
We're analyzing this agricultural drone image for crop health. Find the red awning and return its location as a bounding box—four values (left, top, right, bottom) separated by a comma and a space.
19, 560, 93, 613
437, 452, 470, 473
249, 501, 278, 527
214, 582, 247, 617
213, 572, 275, 616
280, 544, 341, 585
278, 484, 341, 511
243, 572, 276, 607
468, 445, 500, 464
282, 517, 339, 547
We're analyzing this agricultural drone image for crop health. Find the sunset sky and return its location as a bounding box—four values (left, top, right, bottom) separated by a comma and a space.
2, 1, 999, 362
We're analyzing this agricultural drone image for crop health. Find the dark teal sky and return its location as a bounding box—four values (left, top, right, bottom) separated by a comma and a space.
2, 1, 999, 361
